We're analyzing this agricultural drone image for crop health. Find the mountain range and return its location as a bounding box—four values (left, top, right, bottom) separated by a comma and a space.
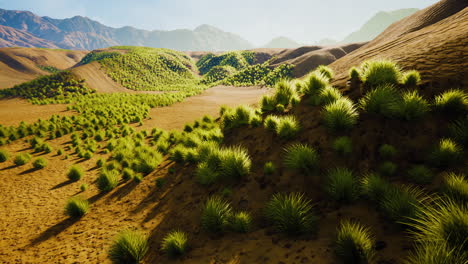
0, 7, 419, 51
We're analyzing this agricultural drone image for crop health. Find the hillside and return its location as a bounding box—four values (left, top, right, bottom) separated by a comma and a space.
262, 37, 301, 49
329, 0, 468, 90
341, 8, 419, 44
0, 9, 253, 51
0, 47, 87, 88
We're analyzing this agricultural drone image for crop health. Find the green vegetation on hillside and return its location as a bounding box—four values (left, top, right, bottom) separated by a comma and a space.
37, 65, 61, 74
197, 51, 255, 75
78, 51, 120, 65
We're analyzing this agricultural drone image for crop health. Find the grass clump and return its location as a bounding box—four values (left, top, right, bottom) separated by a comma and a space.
0, 149, 9, 162
361, 173, 393, 202
64, 196, 89, 218
264, 161, 276, 175
302, 72, 329, 95
283, 143, 319, 175
430, 138, 463, 168
221, 105, 259, 130
322, 97, 358, 131
274, 115, 301, 139
230, 211, 252, 233
265, 193, 318, 235
379, 161, 397, 176
109, 229, 149, 264
201, 196, 233, 233
263, 115, 280, 130
32, 157, 47, 169
161, 230, 189, 257
380, 186, 425, 223
442, 173, 468, 203
332, 136, 352, 156
379, 144, 397, 159
324, 168, 360, 203
67, 165, 84, 181
14, 153, 32, 166
401, 70, 421, 86
334, 220, 375, 264
449, 117, 468, 147
80, 183, 88, 192
398, 90, 430, 120
434, 89, 467, 114
96, 169, 120, 192
360, 60, 401, 87
407, 165, 433, 184
315, 65, 334, 81
359, 84, 401, 118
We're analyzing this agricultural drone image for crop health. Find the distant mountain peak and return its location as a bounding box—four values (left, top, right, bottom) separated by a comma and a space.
263, 36, 300, 49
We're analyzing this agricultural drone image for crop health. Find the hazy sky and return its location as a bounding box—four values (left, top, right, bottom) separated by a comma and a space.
0, 0, 438, 45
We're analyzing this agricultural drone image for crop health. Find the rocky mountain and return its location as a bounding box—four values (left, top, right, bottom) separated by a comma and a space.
341, 8, 419, 43
262, 36, 301, 48
0, 9, 253, 51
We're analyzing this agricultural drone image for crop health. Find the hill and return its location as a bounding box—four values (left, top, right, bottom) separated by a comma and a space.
0, 47, 87, 88
330, 0, 468, 90
341, 8, 419, 43
0, 9, 253, 51
262, 37, 301, 49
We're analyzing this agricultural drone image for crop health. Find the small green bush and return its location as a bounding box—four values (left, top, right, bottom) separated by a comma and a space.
322, 98, 358, 131
401, 70, 421, 86
398, 90, 430, 120
379, 144, 397, 159
64, 196, 89, 218
332, 137, 352, 156
380, 186, 425, 222
96, 158, 106, 168
109, 229, 149, 264
196, 162, 218, 185
361, 173, 393, 202
265, 193, 318, 235
324, 168, 360, 203
0, 149, 10, 162
201, 196, 233, 233
315, 85, 342, 105
283, 143, 319, 175
230, 211, 252, 233
275, 116, 300, 139
80, 183, 88, 192
303, 72, 329, 95
122, 168, 135, 181
407, 165, 433, 184
334, 220, 375, 264
219, 146, 252, 180
67, 165, 84, 181
264, 115, 280, 130
96, 169, 120, 192
349, 67, 360, 80
264, 161, 276, 175
360, 60, 401, 87
442, 173, 468, 203
430, 138, 463, 168
359, 84, 401, 118
14, 153, 32, 166
315, 65, 334, 81
161, 230, 189, 257
32, 158, 47, 169
434, 89, 467, 114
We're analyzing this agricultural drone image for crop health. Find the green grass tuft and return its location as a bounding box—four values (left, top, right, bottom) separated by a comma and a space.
379, 144, 397, 159
14, 153, 32, 166
322, 97, 358, 131
324, 168, 360, 203
359, 84, 401, 118
265, 193, 318, 235
401, 70, 421, 86
96, 169, 120, 192
230, 211, 252, 233
434, 89, 468, 114
334, 220, 375, 264
109, 229, 149, 264
32, 157, 47, 169
201, 196, 233, 233
407, 165, 433, 184
442, 173, 468, 203
430, 138, 463, 168
161, 230, 189, 257
332, 136, 352, 156
67, 165, 84, 181
264, 161, 276, 175
274, 115, 301, 139
360, 60, 401, 87
0, 149, 10, 162
283, 143, 319, 175
64, 196, 89, 218
314, 65, 334, 81
398, 90, 430, 120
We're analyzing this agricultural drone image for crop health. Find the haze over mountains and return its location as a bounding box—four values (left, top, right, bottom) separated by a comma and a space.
0, 7, 419, 51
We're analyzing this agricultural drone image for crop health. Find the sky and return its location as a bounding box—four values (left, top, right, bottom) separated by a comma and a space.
0, 0, 439, 45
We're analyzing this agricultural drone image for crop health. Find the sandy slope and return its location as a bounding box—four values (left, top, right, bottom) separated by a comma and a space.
0, 47, 87, 89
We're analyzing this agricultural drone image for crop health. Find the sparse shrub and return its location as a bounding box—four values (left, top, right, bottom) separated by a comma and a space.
379, 144, 397, 159
379, 161, 397, 176
0, 149, 9, 162
430, 138, 463, 168
434, 89, 467, 114
442, 173, 468, 203
264, 161, 276, 175
359, 84, 401, 118
322, 97, 358, 131
67, 165, 84, 181
230, 211, 252, 233
265, 193, 318, 235
334, 220, 375, 264
275, 115, 300, 139
96, 169, 120, 192
324, 168, 360, 203
401, 70, 421, 86
64, 196, 89, 218
80, 183, 88, 192
32, 158, 47, 169
332, 136, 352, 156
407, 165, 433, 184
283, 143, 319, 175
14, 153, 32, 166
109, 229, 149, 264
161, 230, 189, 257
201, 196, 233, 233
398, 90, 430, 120
360, 60, 401, 87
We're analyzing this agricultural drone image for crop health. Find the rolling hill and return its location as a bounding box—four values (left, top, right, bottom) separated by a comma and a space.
0, 8, 253, 51
262, 37, 301, 49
